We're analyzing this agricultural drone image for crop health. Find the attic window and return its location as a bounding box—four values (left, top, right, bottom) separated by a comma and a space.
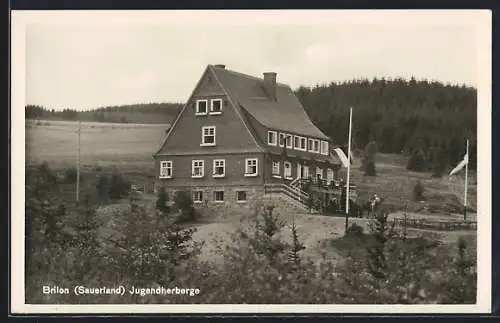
196, 100, 208, 115
210, 99, 223, 115
201, 126, 216, 146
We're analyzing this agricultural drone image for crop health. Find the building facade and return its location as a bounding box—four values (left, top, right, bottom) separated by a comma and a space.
153, 64, 341, 211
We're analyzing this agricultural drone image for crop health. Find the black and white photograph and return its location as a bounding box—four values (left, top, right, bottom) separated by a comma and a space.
11, 10, 492, 314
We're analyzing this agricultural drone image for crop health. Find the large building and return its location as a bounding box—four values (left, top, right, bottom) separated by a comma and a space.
153, 64, 342, 212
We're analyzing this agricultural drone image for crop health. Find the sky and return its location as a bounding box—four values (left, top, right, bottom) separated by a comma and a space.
20, 10, 486, 111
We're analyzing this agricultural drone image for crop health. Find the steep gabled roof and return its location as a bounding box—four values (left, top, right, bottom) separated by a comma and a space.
211, 66, 330, 140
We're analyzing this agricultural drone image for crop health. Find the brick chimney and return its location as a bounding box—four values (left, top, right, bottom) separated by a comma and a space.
214, 64, 226, 69
263, 72, 277, 101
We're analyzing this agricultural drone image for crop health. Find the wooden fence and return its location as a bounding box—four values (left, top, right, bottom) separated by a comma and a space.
391, 217, 477, 231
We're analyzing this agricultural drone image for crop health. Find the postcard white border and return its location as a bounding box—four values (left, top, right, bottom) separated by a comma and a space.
11, 9, 492, 314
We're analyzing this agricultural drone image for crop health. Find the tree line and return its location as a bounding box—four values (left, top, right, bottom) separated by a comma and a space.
295, 77, 477, 171
25, 103, 182, 123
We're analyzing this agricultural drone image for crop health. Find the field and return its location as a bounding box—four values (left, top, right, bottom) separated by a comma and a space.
24, 120, 478, 266
26, 119, 168, 172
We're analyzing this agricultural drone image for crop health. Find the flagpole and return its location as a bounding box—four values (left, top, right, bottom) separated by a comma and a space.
463, 139, 469, 221
345, 107, 353, 234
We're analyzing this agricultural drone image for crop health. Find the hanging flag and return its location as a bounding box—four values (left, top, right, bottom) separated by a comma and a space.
333, 148, 352, 168
449, 153, 469, 176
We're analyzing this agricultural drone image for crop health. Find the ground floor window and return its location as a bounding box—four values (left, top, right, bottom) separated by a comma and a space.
272, 161, 280, 176
236, 191, 247, 202
327, 168, 334, 184
214, 190, 224, 202
303, 165, 309, 178
284, 161, 292, 178
192, 190, 203, 203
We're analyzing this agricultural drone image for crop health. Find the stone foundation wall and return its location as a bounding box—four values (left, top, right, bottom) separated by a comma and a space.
155, 183, 310, 218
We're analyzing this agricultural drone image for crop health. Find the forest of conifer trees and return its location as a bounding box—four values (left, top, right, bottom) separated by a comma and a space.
295, 77, 477, 171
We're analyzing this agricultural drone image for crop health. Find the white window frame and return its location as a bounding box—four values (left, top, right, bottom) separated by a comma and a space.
195, 99, 208, 116
285, 134, 293, 149
284, 161, 292, 179
279, 133, 286, 147
308, 139, 314, 152
327, 168, 334, 184
236, 191, 247, 203
295, 136, 306, 151
213, 159, 226, 178
268, 130, 277, 146
159, 160, 173, 179
301, 137, 307, 150
294, 136, 300, 149
213, 190, 224, 203
209, 98, 223, 115
245, 158, 258, 177
272, 161, 281, 177
192, 190, 204, 204
191, 160, 205, 178
320, 140, 329, 155
201, 126, 216, 146
303, 165, 310, 178
313, 139, 320, 153
316, 166, 323, 179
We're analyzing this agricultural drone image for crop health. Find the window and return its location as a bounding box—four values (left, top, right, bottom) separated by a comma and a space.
308, 139, 314, 151
192, 191, 203, 203
195, 100, 208, 115
327, 168, 334, 184
316, 167, 323, 179
313, 140, 320, 153
192, 160, 204, 178
294, 136, 300, 149
201, 126, 216, 146
159, 161, 172, 178
236, 191, 247, 202
320, 141, 329, 155
210, 99, 223, 115
213, 159, 225, 177
268, 131, 277, 146
298, 137, 307, 151
284, 162, 292, 178
214, 190, 224, 202
303, 165, 310, 178
279, 133, 286, 147
272, 161, 280, 176
245, 158, 258, 177
285, 134, 293, 148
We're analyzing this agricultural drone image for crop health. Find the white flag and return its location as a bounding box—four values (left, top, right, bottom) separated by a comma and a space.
333, 148, 352, 168
449, 153, 469, 176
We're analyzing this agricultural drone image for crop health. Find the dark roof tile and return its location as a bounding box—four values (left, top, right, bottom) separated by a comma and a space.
211, 65, 330, 140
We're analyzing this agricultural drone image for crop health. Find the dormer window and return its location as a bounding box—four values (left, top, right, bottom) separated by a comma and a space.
320, 141, 329, 155
210, 99, 223, 115
285, 134, 293, 149
268, 131, 277, 146
294, 136, 306, 151
313, 140, 320, 153
195, 100, 208, 115
279, 133, 286, 147
308, 139, 313, 151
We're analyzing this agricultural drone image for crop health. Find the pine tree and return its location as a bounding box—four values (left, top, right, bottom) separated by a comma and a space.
288, 217, 306, 270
